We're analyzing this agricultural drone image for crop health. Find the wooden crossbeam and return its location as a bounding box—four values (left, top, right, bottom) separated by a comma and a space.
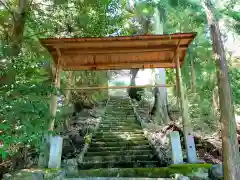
64, 84, 174, 91
172, 39, 182, 63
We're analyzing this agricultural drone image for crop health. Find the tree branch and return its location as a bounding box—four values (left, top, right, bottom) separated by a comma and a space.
0, 0, 14, 15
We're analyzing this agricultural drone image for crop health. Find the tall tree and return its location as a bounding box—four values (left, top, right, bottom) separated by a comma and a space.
202, 0, 240, 179
0, 0, 30, 86
152, 1, 169, 124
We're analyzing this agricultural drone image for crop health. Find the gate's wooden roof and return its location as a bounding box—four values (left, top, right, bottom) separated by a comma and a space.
40, 33, 196, 70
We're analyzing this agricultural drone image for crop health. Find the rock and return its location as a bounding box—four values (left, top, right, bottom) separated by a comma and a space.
3, 169, 64, 180
62, 136, 75, 158
32, 172, 44, 180
2, 170, 37, 180
62, 159, 78, 176
63, 158, 78, 166
67, 130, 85, 149
2, 173, 12, 180
128, 87, 144, 101
44, 169, 66, 180
70, 134, 84, 149
175, 174, 190, 180
208, 164, 223, 180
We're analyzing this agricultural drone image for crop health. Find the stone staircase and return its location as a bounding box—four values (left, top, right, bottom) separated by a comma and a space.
80, 96, 159, 170
65, 96, 174, 179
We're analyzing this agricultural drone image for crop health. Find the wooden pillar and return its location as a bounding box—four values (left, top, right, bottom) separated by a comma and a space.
175, 52, 197, 163
38, 61, 61, 167
49, 55, 62, 131
64, 71, 73, 129
64, 71, 73, 105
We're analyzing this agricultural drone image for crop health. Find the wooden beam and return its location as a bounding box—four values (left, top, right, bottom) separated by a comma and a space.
172, 39, 182, 63
56, 45, 188, 55
42, 34, 195, 47
175, 51, 197, 163
62, 62, 183, 71
64, 84, 174, 91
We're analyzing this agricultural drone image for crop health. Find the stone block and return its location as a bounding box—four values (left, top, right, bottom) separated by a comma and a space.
169, 131, 183, 164
48, 136, 63, 168
185, 135, 197, 163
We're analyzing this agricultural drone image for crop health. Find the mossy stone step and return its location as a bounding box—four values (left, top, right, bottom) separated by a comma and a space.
73, 164, 212, 178
85, 150, 152, 157
66, 167, 172, 178
95, 131, 144, 137
94, 134, 144, 140
102, 120, 137, 124
101, 121, 139, 125
66, 178, 172, 180
84, 155, 154, 162
87, 145, 151, 152
107, 114, 135, 116
99, 123, 140, 127
71, 168, 169, 178
105, 109, 133, 112
80, 160, 158, 169
99, 124, 141, 129
99, 124, 140, 128
98, 127, 142, 131
92, 137, 146, 142
97, 129, 143, 134
90, 140, 149, 147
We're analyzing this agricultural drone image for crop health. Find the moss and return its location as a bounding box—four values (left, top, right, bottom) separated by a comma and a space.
67, 164, 212, 178
43, 168, 62, 173
3, 168, 64, 180
168, 163, 212, 176
68, 168, 169, 178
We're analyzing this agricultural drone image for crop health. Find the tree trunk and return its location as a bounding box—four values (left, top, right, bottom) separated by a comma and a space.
130, 69, 139, 85
202, 1, 240, 179
152, 6, 169, 124
0, 0, 29, 86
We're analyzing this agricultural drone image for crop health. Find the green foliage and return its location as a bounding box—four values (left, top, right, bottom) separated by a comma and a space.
114, 81, 128, 86
229, 68, 240, 105
0, 0, 124, 160
0, 0, 239, 163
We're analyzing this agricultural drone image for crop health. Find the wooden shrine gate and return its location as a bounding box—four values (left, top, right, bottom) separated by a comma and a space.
40, 33, 197, 167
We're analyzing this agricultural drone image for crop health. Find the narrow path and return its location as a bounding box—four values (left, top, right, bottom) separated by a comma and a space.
80, 96, 159, 169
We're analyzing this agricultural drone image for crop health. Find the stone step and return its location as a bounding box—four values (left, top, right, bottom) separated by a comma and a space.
104, 113, 133, 115
85, 150, 152, 157
102, 120, 136, 123
80, 160, 158, 169
95, 131, 144, 137
100, 123, 140, 126
105, 110, 133, 112
94, 134, 144, 140
101, 121, 139, 125
104, 117, 135, 119
98, 127, 142, 131
84, 155, 155, 162
99, 124, 140, 128
92, 136, 146, 142
87, 145, 151, 152
90, 140, 149, 147
96, 130, 143, 134
66, 178, 172, 180
106, 108, 132, 110
68, 167, 172, 178
99, 124, 141, 129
